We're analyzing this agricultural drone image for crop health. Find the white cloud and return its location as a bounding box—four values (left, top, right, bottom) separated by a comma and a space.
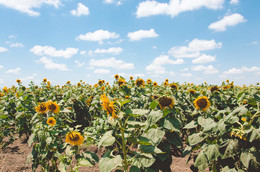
192, 54, 216, 64
118, 73, 145, 78
192, 65, 219, 74
136, 0, 224, 18
223, 66, 260, 75
0, 0, 61, 16
10, 42, 24, 47
5, 67, 21, 75
180, 68, 189, 72
230, 0, 239, 5
30, 45, 78, 58
0, 79, 3, 84
21, 73, 38, 81
37, 57, 70, 71
146, 55, 184, 74
247, 41, 258, 46
94, 69, 111, 74
128, 29, 159, 41
181, 73, 192, 77
76, 30, 120, 44
0, 47, 8, 52
71, 3, 89, 16
104, 0, 114, 3
94, 47, 123, 55
90, 57, 134, 70
74, 60, 85, 68
168, 38, 222, 58
0, 65, 4, 69
209, 13, 246, 32
80, 50, 87, 55
8, 35, 16, 39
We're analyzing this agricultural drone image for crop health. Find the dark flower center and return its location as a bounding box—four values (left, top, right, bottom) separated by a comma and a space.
159, 97, 172, 106
48, 103, 56, 111
197, 98, 207, 108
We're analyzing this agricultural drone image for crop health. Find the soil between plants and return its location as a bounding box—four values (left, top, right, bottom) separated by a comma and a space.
0, 136, 205, 172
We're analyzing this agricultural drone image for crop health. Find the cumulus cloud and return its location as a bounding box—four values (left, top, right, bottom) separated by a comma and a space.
181, 73, 192, 77
37, 57, 70, 71
223, 66, 260, 75
192, 65, 219, 74
80, 50, 87, 55
30, 45, 78, 58
76, 30, 120, 44
230, 0, 239, 5
168, 38, 222, 58
89, 57, 134, 70
0, 47, 8, 53
93, 69, 111, 74
94, 47, 123, 55
10, 43, 24, 47
5, 67, 21, 74
21, 73, 38, 81
74, 60, 85, 68
192, 54, 216, 64
209, 13, 246, 32
127, 29, 159, 41
136, 0, 224, 18
146, 55, 184, 75
71, 3, 89, 16
0, 0, 61, 16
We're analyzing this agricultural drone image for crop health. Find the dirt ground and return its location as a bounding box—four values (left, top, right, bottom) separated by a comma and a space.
0, 136, 201, 172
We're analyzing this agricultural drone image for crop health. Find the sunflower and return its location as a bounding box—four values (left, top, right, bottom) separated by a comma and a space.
2, 86, 8, 93
114, 74, 119, 80
100, 93, 117, 118
0, 93, 5, 97
188, 89, 195, 95
43, 78, 47, 82
165, 79, 169, 83
135, 78, 145, 87
16, 79, 21, 84
147, 79, 152, 84
66, 131, 84, 146
35, 102, 47, 114
163, 81, 168, 86
66, 81, 71, 84
98, 80, 103, 85
222, 85, 230, 90
100, 93, 110, 109
130, 76, 133, 80
226, 79, 229, 83
46, 101, 60, 113
209, 86, 219, 93
101, 86, 105, 91
106, 82, 109, 85
77, 82, 81, 87
153, 82, 158, 87
118, 78, 126, 86
241, 117, 247, 122
94, 84, 98, 87
152, 95, 159, 100
47, 81, 51, 85
194, 96, 211, 111
170, 83, 178, 90
158, 96, 174, 109
47, 117, 56, 126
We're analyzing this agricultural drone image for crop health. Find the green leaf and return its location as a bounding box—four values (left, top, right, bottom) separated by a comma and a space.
98, 130, 115, 148
133, 153, 156, 168
147, 110, 163, 126
130, 166, 141, 172
99, 155, 122, 172
221, 166, 237, 172
166, 132, 182, 146
143, 128, 165, 146
28, 133, 35, 147
188, 132, 204, 146
46, 137, 52, 145
205, 144, 220, 162
78, 158, 93, 167
224, 139, 239, 158
240, 151, 252, 169
132, 109, 150, 116
150, 101, 158, 110
183, 121, 198, 129
230, 106, 248, 116
119, 99, 131, 106
224, 114, 239, 124
203, 120, 217, 132
162, 116, 180, 131
194, 151, 208, 171
249, 128, 260, 142
140, 145, 163, 154
127, 121, 146, 128
198, 117, 214, 127
218, 120, 226, 134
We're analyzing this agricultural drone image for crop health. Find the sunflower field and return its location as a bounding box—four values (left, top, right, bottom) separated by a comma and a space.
0, 76, 259, 172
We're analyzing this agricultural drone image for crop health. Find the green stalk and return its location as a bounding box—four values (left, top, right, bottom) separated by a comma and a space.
119, 121, 128, 172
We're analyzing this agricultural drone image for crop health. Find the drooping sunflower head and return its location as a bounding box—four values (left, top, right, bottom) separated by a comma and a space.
135, 78, 145, 87
35, 102, 47, 114
158, 96, 174, 109
188, 89, 196, 95
130, 76, 133, 80
194, 96, 210, 111
46, 101, 60, 113
147, 79, 152, 84
66, 131, 84, 146
43, 78, 47, 82
106, 101, 118, 119
114, 74, 119, 80
16, 79, 21, 84
47, 117, 56, 126
153, 82, 158, 87
118, 78, 126, 86
170, 83, 178, 90
209, 86, 219, 93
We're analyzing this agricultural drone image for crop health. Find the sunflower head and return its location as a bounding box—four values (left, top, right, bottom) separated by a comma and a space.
118, 78, 126, 86
16, 79, 21, 84
47, 81, 51, 85
130, 76, 133, 80
194, 96, 211, 111
106, 101, 118, 119
158, 96, 174, 109
43, 78, 47, 82
35, 102, 47, 114
47, 117, 56, 126
114, 74, 119, 80
209, 86, 219, 93
101, 86, 105, 91
94, 84, 98, 87
0, 93, 5, 97
77, 82, 81, 87
135, 78, 145, 87
226, 79, 229, 83
153, 82, 158, 87
66, 81, 71, 84
147, 79, 152, 84
46, 101, 60, 113
241, 117, 247, 122
106, 82, 109, 85
188, 89, 196, 95
3, 86, 8, 93
98, 80, 103, 85
170, 83, 178, 90
152, 95, 159, 100
163, 81, 168, 86
66, 131, 84, 146
100, 93, 110, 109
165, 79, 169, 83
223, 85, 230, 90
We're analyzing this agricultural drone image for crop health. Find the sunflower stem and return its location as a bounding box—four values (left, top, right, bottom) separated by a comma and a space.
119, 121, 128, 172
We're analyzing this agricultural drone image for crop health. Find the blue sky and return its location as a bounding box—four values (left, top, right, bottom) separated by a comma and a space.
0, 0, 259, 87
